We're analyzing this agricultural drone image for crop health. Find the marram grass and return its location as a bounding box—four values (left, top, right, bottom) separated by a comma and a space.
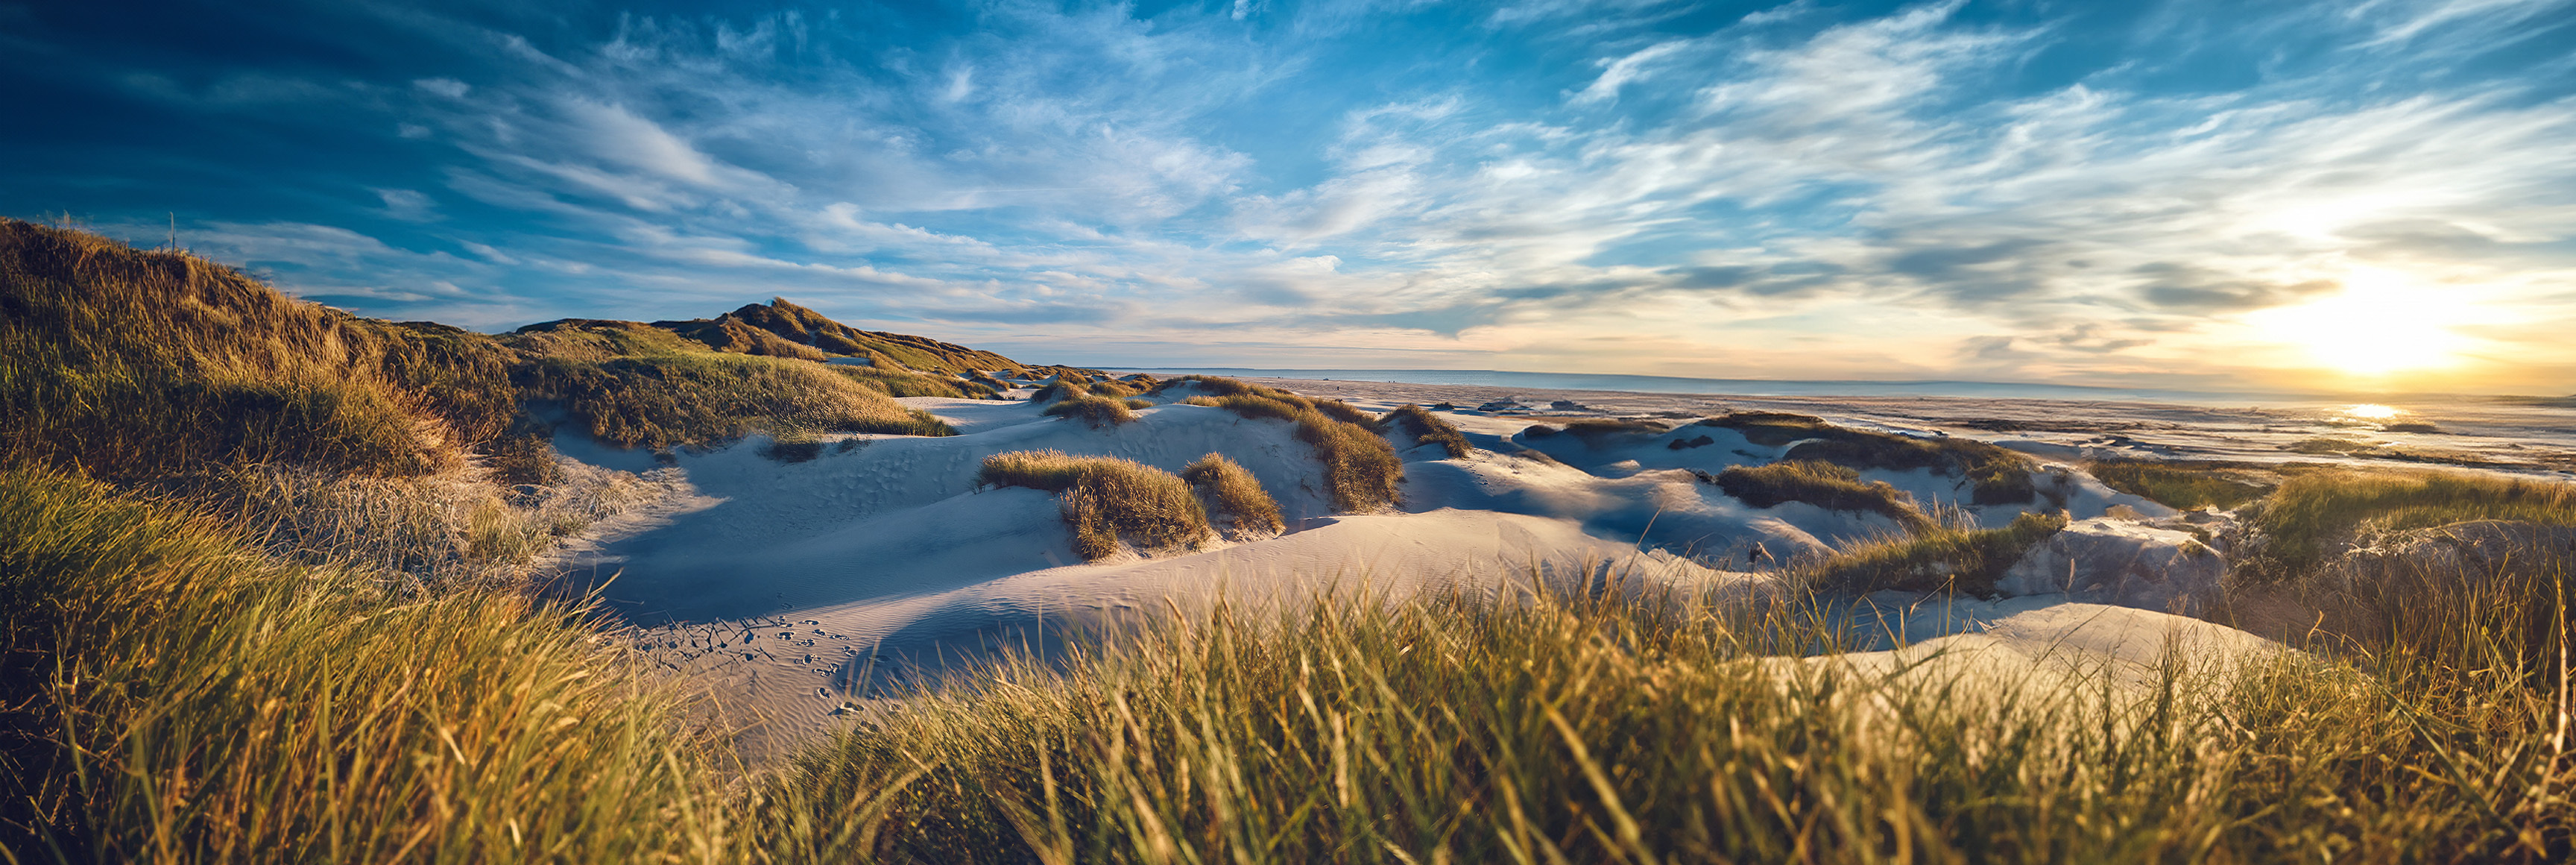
0, 468, 734, 864
8, 466, 2576, 862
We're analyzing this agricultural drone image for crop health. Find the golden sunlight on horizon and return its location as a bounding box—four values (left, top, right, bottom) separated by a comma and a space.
2242, 268, 2490, 377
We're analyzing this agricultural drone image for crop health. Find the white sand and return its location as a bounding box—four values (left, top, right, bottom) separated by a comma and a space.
546, 378, 2330, 759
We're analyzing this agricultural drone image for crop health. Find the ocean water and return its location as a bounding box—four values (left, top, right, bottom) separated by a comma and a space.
1114, 368, 2320, 406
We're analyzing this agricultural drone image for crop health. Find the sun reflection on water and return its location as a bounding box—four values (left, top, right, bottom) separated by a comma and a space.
2342, 403, 2403, 421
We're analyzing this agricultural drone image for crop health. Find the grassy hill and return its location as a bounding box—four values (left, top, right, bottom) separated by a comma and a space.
648, 298, 1033, 376
0, 219, 1075, 473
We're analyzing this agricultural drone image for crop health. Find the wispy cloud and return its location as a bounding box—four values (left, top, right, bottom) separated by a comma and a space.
5, 0, 2572, 391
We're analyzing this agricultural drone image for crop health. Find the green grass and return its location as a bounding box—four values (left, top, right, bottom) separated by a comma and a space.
1181, 453, 1285, 538
1166, 377, 1401, 512
2242, 469, 2576, 578
2088, 459, 2273, 510
1385, 404, 1474, 458
1714, 460, 1936, 532
1802, 510, 2071, 594
978, 450, 1212, 560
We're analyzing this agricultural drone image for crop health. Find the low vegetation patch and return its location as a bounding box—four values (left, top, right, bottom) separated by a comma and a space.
517, 345, 953, 447
977, 450, 1212, 560
1041, 393, 1140, 427
2088, 459, 2273, 510
1385, 404, 1474, 458
1171, 377, 1402, 512
1032, 377, 1143, 403
1803, 509, 2071, 594
1702, 412, 2035, 506
1562, 418, 1670, 444
1714, 460, 1934, 532
2242, 468, 2576, 577
1181, 453, 1286, 538
829, 362, 981, 399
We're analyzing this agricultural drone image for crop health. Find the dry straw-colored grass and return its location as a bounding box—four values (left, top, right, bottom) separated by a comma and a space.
1799, 509, 2071, 594
1700, 412, 2036, 506
760, 557, 2576, 864
1181, 453, 1285, 538
1715, 459, 1936, 532
0, 219, 514, 481
978, 450, 1212, 560
1039, 394, 1138, 427
0, 468, 732, 862
1385, 404, 1474, 458
11, 462, 2576, 862
1161, 377, 1401, 512
2088, 459, 2274, 511
2243, 468, 2576, 577
511, 320, 954, 448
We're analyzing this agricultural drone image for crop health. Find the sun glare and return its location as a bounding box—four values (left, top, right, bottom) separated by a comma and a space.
2244, 271, 2478, 376
2342, 403, 2402, 421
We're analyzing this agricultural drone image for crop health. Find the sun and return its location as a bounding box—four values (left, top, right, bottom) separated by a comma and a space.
2243, 271, 2478, 377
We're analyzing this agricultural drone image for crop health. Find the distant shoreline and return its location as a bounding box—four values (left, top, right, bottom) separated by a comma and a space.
1108, 367, 2363, 407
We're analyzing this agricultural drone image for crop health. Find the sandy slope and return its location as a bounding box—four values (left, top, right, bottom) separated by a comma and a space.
547, 380, 2285, 759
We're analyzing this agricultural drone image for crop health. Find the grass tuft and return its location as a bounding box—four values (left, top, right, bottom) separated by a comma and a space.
2241, 469, 2576, 578
1181, 453, 1286, 538
1041, 394, 1140, 427
1169, 378, 1401, 512
1802, 509, 2071, 594
1715, 460, 1935, 532
1701, 413, 2036, 505
978, 450, 1212, 560
2088, 459, 2273, 511
1386, 404, 1474, 458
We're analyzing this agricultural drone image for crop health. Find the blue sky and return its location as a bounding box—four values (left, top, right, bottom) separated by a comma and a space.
5, 0, 2575, 392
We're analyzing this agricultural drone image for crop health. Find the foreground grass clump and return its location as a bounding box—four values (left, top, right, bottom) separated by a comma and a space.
514, 320, 954, 447
1163, 377, 1401, 512
978, 450, 1211, 560
1803, 509, 2071, 594
1701, 412, 2036, 506
2088, 459, 2273, 510
1715, 460, 1934, 532
1181, 453, 1285, 538
760, 567, 2574, 863
2241, 468, 2576, 577
1040, 394, 1138, 427
0, 220, 516, 480
1384, 404, 1474, 458
0, 468, 729, 861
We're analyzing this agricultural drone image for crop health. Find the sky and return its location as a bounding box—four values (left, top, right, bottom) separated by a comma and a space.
4, 0, 2575, 394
